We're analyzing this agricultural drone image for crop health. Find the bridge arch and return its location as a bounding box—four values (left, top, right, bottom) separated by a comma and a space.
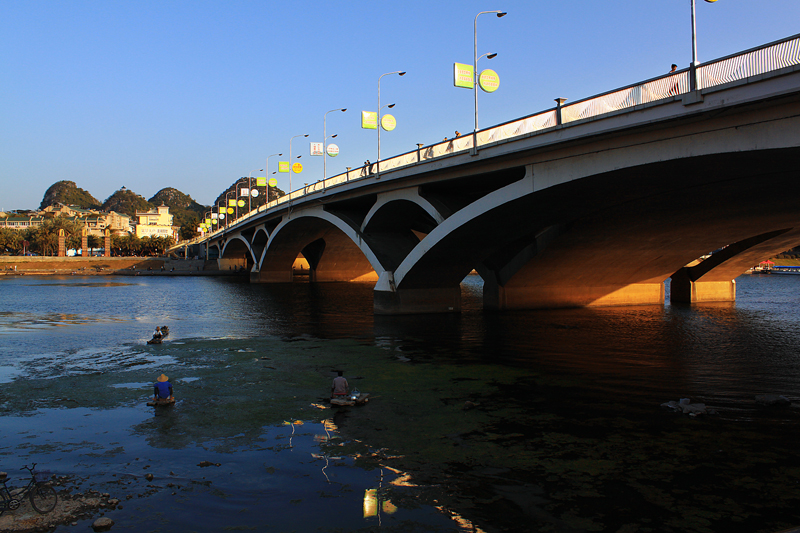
254, 207, 385, 283
220, 236, 256, 271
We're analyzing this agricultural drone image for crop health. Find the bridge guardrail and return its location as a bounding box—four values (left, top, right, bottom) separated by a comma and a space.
194, 32, 800, 247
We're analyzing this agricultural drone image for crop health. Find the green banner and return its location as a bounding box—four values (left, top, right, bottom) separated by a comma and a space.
279, 161, 290, 173
454, 62, 474, 89
256, 177, 267, 186
479, 69, 500, 93
362, 111, 377, 129
381, 114, 397, 131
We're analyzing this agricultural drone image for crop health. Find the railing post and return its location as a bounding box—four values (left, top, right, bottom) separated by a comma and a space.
555, 98, 567, 125
416, 143, 424, 163
689, 62, 698, 92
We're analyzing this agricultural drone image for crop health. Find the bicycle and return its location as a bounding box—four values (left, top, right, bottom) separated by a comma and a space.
0, 463, 58, 516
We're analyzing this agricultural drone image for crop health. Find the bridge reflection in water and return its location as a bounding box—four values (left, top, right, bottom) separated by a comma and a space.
178, 34, 800, 314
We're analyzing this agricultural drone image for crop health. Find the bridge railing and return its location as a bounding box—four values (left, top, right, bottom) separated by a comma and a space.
203, 33, 800, 243
697, 34, 800, 89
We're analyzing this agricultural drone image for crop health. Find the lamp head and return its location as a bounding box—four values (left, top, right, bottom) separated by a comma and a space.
399, 71, 406, 76
497, 11, 507, 17
331, 134, 337, 138
341, 108, 347, 112
487, 53, 498, 60
303, 134, 309, 138
388, 103, 396, 108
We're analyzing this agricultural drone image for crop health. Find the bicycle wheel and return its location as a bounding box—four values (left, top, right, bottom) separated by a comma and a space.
29, 484, 57, 513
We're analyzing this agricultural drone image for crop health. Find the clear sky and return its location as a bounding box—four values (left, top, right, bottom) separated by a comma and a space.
2, 0, 798, 211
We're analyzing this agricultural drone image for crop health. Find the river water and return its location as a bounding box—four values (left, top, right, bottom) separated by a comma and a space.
1, 273, 799, 532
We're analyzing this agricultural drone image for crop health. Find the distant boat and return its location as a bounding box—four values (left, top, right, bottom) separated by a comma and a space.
147, 326, 170, 344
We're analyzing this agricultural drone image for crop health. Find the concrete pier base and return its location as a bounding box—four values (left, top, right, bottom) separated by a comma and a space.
484, 282, 665, 310
670, 269, 736, 303
374, 287, 461, 315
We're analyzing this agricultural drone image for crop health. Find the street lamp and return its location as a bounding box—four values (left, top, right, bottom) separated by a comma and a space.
265, 153, 281, 205
691, 0, 719, 90
474, 10, 506, 133
245, 169, 262, 216
377, 70, 405, 178
324, 108, 346, 185
289, 134, 309, 206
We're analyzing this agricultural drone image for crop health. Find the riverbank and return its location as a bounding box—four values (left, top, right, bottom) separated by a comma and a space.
0, 257, 244, 277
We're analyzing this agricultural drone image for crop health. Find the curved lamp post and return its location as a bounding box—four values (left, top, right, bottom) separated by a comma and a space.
474, 10, 506, 133
377, 71, 405, 178
245, 169, 262, 216
265, 153, 281, 204
691, 0, 719, 90
323, 108, 346, 185
289, 134, 309, 206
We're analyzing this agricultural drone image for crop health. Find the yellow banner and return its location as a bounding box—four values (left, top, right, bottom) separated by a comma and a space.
454, 62, 474, 89
292, 162, 303, 173
228, 199, 236, 207
256, 177, 267, 186
479, 69, 500, 93
381, 114, 396, 131
279, 161, 290, 173
361, 111, 377, 129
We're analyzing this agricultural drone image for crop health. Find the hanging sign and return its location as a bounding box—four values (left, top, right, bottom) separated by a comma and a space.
479, 69, 500, 93
226, 207, 233, 214
212, 219, 218, 225
292, 162, 303, 173
361, 111, 377, 129
250, 189, 259, 197
237, 199, 245, 207
454, 62, 474, 88
268, 177, 278, 187
279, 161, 290, 173
211, 213, 218, 219
240, 187, 249, 196
228, 199, 236, 207
381, 114, 396, 131
326, 143, 339, 157
310, 142, 323, 156
205, 218, 212, 224
256, 177, 267, 186
197, 226, 204, 233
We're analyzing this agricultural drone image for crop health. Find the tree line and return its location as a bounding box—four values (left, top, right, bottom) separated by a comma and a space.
0, 218, 175, 256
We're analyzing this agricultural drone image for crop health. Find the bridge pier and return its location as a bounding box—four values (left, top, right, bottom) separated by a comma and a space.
374, 272, 460, 314
670, 268, 736, 303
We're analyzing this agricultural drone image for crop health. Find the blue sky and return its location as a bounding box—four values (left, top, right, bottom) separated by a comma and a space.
2, 0, 799, 210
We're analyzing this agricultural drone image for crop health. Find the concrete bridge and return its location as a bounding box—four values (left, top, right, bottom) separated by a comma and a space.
179, 34, 800, 314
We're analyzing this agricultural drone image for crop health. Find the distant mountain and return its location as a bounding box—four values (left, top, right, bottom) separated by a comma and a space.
39, 181, 101, 210
101, 188, 154, 219
149, 187, 209, 240
148, 188, 206, 216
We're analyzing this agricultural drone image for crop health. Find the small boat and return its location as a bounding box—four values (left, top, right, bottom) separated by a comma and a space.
330, 391, 370, 407
147, 326, 170, 345
146, 397, 175, 407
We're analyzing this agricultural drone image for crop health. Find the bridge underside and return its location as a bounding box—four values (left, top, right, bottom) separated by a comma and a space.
378, 146, 800, 313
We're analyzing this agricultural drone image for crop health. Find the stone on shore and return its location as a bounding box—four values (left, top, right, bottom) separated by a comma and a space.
755, 394, 791, 406
92, 517, 114, 531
